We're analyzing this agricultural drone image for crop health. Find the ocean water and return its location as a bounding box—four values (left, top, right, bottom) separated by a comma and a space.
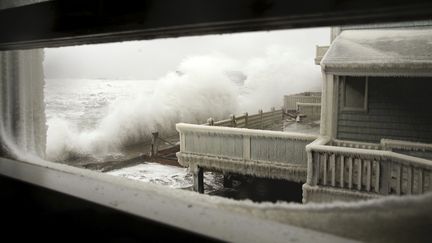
44, 78, 221, 189
45, 78, 157, 131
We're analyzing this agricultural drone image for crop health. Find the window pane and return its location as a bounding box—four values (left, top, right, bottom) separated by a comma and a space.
344, 76, 366, 109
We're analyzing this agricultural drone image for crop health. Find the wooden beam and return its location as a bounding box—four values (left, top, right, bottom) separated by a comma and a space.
1, 0, 432, 50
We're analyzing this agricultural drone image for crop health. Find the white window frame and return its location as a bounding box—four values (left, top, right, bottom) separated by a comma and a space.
341, 76, 368, 112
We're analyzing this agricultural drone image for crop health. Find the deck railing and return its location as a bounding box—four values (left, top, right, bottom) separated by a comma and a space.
307, 141, 432, 195
178, 123, 317, 165
205, 107, 283, 130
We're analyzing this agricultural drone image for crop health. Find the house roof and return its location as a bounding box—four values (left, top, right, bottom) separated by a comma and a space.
321, 29, 432, 76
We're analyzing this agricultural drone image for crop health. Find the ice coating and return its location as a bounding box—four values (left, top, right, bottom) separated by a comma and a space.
321, 29, 432, 73
0, 49, 46, 159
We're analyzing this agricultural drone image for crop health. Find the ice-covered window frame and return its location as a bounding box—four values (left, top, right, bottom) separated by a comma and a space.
341, 76, 368, 112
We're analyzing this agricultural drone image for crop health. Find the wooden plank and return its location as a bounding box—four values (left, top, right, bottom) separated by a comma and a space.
322, 153, 328, 186
313, 152, 320, 186
331, 154, 336, 187
418, 168, 424, 194
396, 164, 402, 195
407, 166, 413, 194
357, 159, 362, 191
380, 161, 391, 195
340, 155, 345, 188
348, 157, 353, 189
366, 160, 371, 192
374, 160, 380, 193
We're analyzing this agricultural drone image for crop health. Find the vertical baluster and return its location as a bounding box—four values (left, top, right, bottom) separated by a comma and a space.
340, 155, 345, 188
313, 152, 320, 186
323, 153, 328, 186
380, 161, 390, 195
348, 157, 353, 189
331, 154, 336, 187
374, 161, 380, 193
396, 164, 402, 195
357, 159, 362, 191
407, 166, 413, 195
418, 168, 424, 194
366, 160, 371, 192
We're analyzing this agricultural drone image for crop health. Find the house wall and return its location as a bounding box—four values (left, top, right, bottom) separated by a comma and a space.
337, 77, 432, 143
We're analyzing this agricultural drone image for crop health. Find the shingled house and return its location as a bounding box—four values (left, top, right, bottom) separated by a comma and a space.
303, 23, 432, 202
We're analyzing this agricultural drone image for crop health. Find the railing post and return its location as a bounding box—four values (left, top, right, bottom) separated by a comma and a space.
244, 112, 248, 128
374, 161, 380, 193
357, 159, 362, 191
340, 155, 345, 188
258, 109, 263, 129
365, 160, 371, 192
396, 164, 402, 195
380, 160, 391, 195
230, 114, 236, 127
207, 117, 214, 126
407, 166, 413, 194
151, 131, 159, 158
271, 107, 275, 123
418, 168, 423, 194
192, 165, 204, 193
348, 157, 353, 189
330, 154, 336, 187
322, 153, 328, 186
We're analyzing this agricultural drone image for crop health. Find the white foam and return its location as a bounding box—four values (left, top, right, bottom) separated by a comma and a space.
46, 47, 321, 161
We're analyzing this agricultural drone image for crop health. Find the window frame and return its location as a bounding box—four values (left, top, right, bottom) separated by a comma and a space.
341, 76, 369, 113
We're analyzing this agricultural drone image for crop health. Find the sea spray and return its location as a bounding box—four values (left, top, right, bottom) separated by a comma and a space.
46, 48, 322, 161
46, 55, 240, 161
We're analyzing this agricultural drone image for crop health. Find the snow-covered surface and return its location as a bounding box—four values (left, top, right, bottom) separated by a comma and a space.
321, 29, 432, 75
106, 162, 223, 193
0, 156, 354, 243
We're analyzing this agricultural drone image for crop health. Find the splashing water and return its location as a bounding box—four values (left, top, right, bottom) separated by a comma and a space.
45, 48, 321, 161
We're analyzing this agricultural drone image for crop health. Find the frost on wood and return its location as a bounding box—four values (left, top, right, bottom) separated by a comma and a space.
177, 123, 318, 183
321, 29, 432, 75
0, 49, 46, 159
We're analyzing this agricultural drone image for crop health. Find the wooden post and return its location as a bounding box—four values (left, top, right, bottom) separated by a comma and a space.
230, 114, 236, 127
192, 165, 204, 193
244, 112, 248, 128
207, 117, 214, 126
259, 109, 263, 129
151, 131, 159, 158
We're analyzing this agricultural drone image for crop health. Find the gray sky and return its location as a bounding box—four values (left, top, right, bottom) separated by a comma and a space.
44, 27, 330, 80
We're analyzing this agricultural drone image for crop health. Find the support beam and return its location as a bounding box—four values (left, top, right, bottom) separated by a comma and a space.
192, 166, 204, 193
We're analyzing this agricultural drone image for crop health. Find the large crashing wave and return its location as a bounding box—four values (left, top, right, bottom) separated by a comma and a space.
46, 47, 321, 161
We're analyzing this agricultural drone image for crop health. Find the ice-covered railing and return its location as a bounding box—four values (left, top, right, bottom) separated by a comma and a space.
205, 107, 283, 130
176, 123, 318, 183
331, 139, 381, 150
306, 140, 432, 196
381, 139, 432, 153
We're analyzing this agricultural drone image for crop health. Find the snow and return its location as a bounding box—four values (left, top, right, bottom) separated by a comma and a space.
321, 29, 432, 75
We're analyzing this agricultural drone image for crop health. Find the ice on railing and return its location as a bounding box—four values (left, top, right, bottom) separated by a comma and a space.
307, 141, 432, 197
177, 123, 318, 182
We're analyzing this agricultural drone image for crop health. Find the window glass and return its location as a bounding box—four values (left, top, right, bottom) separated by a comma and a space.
344, 76, 367, 110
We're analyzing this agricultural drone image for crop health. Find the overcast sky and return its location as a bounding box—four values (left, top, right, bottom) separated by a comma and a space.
44, 27, 330, 80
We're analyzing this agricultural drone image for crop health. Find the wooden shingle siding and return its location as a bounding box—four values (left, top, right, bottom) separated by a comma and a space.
337, 77, 432, 143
